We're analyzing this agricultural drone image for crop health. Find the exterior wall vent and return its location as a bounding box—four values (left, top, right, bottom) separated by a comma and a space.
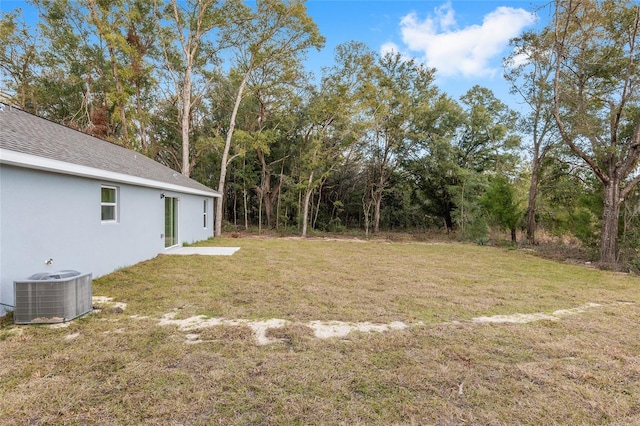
14, 271, 93, 324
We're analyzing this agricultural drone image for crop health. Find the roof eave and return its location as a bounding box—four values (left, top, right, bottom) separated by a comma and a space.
0, 148, 221, 198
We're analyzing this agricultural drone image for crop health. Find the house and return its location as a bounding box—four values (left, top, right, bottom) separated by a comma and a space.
0, 106, 220, 316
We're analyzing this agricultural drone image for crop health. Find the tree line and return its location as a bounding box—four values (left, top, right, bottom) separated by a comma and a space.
2, 0, 640, 268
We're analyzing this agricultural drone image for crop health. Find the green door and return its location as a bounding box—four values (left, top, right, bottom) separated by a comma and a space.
164, 197, 178, 248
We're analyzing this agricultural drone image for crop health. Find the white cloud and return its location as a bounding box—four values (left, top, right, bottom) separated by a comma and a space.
505, 51, 531, 69
434, 2, 456, 30
380, 41, 400, 57
398, 2, 535, 78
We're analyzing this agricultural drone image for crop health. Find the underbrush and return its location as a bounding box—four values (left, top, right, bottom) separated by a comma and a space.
224, 227, 604, 268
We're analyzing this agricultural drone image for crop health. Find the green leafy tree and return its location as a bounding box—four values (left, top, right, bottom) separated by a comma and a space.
406, 94, 464, 231
85, 0, 157, 148
3, 1, 158, 150
534, 150, 599, 244
29, 0, 109, 132
213, 0, 325, 236
505, 29, 560, 245
0, 10, 40, 111
450, 168, 489, 241
551, 0, 640, 265
480, 174, 523, 242
457, 85, 522, 174
297, 42, 368, 236
358, 50, 438, 233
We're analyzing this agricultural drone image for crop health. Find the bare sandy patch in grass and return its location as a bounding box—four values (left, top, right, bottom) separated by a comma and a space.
471, 303, 603, 324
158, 312, 289, 344
64, 332, 80, 341
307, 320, 410, 339
92, 296, 127, 311
48, 321, 72, 328
55, 293, 625, 345
158, 302, 619, 345
159, 311, 412, 344
44, 296, 130, 331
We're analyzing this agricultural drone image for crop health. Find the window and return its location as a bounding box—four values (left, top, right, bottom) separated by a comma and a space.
203, 199, 208, 228
101, 186, 118, 222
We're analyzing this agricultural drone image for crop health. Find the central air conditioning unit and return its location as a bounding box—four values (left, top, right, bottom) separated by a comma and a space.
14, 270, 93, 324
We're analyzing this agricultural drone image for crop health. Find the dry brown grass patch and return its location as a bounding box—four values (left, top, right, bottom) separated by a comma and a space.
1, 237, 640, 424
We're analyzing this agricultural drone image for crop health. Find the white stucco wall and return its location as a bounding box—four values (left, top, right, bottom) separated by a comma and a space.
177, 194, 214, 245
0, 165, 214, 312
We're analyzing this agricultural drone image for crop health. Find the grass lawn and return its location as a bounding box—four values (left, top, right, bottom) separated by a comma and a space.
1, 237, 639, 425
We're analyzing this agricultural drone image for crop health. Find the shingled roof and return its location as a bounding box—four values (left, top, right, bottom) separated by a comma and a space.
0, 106, 218, 197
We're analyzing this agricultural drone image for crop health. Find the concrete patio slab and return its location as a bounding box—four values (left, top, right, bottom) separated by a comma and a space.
165, 247, 240, 256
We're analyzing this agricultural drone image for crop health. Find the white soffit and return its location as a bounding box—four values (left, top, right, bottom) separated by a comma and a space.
0, 148, 220, 198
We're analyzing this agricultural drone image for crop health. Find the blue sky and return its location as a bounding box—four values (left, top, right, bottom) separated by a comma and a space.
305, 0, 552, 109
2, 0, 550, 110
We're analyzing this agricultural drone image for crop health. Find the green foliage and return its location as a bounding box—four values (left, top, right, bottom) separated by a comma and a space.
405, 95, 464, 231
534, 155, 602, 247
570, 207, 599, 247
0, 10, 41, 111
628, 258, 640, 275
475, 236, 490, 246
479, 174, 523, 236
5, 0, 640, 252
450, 169, 489, 241
548, 0, 640, 264
458, 85, 522, 174
327, 217, 346, 233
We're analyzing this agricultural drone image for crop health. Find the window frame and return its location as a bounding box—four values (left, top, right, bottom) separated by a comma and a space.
203, 199, 208, 228
101, 185, 118, 223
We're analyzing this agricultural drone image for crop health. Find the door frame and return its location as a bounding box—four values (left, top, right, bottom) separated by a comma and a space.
164, 196, 179, 248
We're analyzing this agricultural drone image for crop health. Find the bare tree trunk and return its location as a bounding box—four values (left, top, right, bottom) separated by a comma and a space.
215, 73, 249, 236
297, 189, 302, 231
243, 188, 249, 230
276, 162, 284, 230
263, 190, 274, 228
373, 189, 383, 233
256, 149, 285, 229
258, 156, 275, 229
526, 157, 540, 245
313, 182, 323, 230
301, 171, 314, 237
136, 84, 148, 151
372, 155, 388, 233
180, 71, 192, 176
233, 188, 238, 228
363, 194, 372, 238
242, 156, 249, 230
601, 180, 622, 265
257, 188, 263, 234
